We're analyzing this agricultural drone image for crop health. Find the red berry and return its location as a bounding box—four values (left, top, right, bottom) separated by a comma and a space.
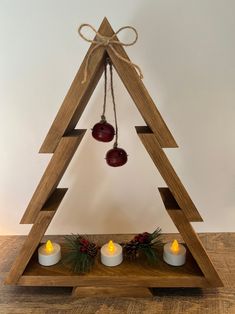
138, 236, 145, 244
143, 232, 149, 237
80, 246, 87, 253
80, 239, 89, 247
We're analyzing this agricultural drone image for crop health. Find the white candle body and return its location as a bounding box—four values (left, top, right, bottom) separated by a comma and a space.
101, 242, 123, 267
163, 242, 186, 266
38, 242, 61, 266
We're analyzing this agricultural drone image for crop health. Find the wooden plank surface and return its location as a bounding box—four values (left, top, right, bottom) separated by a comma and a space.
159, 188, 223, 287
21, 130, 86, 224
136, 126, 202, 222
72, 286, 153, 298
17, 274, 208, 288
15, 239, 209, 288
39, 18, 109, 153
105, 19, 178, 148
4, 189, 67, 285
40, 17, 177, 153
0, 233, 234, 313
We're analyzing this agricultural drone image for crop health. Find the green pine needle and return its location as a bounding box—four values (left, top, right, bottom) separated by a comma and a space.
123, 227, 162, 264
63, 234, 97, 274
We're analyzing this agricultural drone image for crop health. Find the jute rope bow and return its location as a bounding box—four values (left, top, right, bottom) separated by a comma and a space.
78, 23, 143, 84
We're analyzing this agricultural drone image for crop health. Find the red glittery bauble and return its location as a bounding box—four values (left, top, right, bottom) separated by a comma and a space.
92, 121, 115, 142
106, 147, 128, 167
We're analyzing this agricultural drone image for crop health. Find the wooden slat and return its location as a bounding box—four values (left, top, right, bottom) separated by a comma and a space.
104, 21, 177, 148
159, 187, 223, 287
72, 286, 153, 298
16, 241, 209, 288
158, 186, 181, 210
17, 275, 209, 288
39, 19, 110, 153
21, 130, 86, 224
4, 188, 67, 285
136, 126, 202, 222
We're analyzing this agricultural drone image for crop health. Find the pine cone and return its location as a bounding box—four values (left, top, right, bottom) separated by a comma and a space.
123, 243, 139, 259
87, 243, 98, 257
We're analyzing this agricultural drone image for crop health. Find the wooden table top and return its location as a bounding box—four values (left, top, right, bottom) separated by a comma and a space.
0, 233, 234, 314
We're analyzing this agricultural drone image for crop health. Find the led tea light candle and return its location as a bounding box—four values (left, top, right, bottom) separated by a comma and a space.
163, 239, 186, 266
38, 240, 61, 266
101, 240, 123, 267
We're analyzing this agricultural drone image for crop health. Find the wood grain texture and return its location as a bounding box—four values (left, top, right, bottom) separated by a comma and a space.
72, 286, 153, 298
0, 234, 234, 314
4, 189, 67, 285
159, 188, 223, 287
40, 17, 177, 153
15, 239, 208, 288
104, 19, 178, 148
39, 18, 109, 153
136, 126, 202, 222
21, 130, 86, 224
10, 18, 223, 296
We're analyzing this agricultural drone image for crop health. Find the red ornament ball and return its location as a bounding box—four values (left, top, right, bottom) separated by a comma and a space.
92, 121, 115, 142
106, 147, 128, 167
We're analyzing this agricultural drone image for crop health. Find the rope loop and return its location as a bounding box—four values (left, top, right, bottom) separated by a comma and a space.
78, 23, 143, 83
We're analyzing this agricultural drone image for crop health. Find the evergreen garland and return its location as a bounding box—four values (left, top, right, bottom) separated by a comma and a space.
122, 228, 162, 264
63, 228, 161, 273
63, 234, 98, 274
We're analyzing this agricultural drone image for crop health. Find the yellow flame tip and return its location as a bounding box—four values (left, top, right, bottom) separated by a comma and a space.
108, 240, 115, 252
171, 239, 179, 252
45, 240, 54, 253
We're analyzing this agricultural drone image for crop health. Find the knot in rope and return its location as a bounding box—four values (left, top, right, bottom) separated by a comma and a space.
78, 23, 143, 84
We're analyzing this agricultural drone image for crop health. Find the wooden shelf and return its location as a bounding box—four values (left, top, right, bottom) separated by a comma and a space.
17, 242, 210, 288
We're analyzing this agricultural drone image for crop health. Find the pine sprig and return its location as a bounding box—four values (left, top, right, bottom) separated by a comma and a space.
122, 228, 162, 264
63, 234, 98, 274
63, 228, 161, 273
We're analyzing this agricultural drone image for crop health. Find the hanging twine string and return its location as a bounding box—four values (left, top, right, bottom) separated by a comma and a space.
109, 61, 119, 148
78, 23, 143, 84
101, 58, 108, 121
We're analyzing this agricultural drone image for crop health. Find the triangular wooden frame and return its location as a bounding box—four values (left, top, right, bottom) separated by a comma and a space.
5, 18, 222, 292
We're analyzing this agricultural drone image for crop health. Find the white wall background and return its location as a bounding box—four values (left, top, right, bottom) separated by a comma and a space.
0, 0, 235, 235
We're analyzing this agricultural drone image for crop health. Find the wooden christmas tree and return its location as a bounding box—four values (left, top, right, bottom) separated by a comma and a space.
5, 18, 222, 297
